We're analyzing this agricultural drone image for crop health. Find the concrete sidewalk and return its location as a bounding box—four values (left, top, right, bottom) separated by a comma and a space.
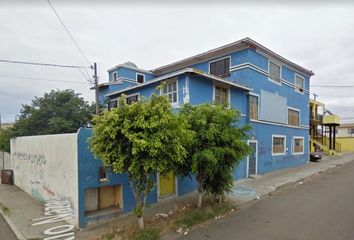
0, 153, 353, 240
229, 153, 354, 203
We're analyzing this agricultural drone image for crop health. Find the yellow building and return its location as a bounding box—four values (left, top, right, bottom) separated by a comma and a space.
336, 123, 354, 152
309, 99, 341, 155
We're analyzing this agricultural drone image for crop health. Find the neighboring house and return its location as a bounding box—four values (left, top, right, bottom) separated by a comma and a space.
336, 123, 354, 152
309, 98, 341, 154
98, 37, 313, 197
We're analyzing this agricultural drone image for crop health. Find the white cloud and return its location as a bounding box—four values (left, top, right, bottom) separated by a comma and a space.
1, 2, 354, 123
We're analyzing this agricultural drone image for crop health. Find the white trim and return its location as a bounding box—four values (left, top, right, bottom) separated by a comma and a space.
229, 62, 310, 95
125, 93, 140, 104
293, 136, 305, 155
247, 140, 258, 177
183, 74, 190, 104
136, 73, 145, 83
272, 134, 287, 156
208, 56, 231, 75
268, 60, 282, 86
112, 72, 117, 82
250, 119, 309, 130
105, 68, 251, 97
287, 106, 301, 126
248, 92, 260, 121
294, 74, 305, 94
159, 77, 179, 108
213, 83, 230, 106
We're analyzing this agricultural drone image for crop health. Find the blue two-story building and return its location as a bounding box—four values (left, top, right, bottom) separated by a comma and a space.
81, 38, 313, 227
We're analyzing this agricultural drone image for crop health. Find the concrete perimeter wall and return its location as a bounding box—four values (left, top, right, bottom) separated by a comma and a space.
337, 137, 354, 152
10, 133, 79, 226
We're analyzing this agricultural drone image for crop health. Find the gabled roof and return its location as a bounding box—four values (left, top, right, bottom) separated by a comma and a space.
152, 37, 314, 77
105, 68, 252, 98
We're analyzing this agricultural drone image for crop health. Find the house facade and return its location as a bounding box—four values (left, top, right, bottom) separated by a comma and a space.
99, 38, 313, 179
335, 123, 354, 152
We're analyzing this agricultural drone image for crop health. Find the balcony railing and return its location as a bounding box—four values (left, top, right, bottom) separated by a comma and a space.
310, 114, 323, 123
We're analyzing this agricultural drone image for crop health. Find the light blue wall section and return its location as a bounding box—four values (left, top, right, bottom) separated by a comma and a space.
109, 67, 155, 82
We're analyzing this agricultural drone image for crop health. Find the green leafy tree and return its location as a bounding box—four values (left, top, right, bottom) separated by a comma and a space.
12, 89, 95, 137
89, 94, 191, 229
0, 128, 12, 152
179, 103, 250, 208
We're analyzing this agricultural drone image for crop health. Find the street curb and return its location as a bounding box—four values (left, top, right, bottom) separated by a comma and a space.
0, 209, 26, 240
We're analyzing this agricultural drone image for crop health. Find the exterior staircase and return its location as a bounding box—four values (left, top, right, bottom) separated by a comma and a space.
310, 136, 342, 155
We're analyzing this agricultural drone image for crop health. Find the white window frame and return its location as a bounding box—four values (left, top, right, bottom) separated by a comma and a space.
208, 56, 231, 76
272, 134, 286, 156
294, 74, 305, 94
160, 78, 179, 107
125, 93, 140, 104
287, 107, 301, 126
136, 73, 145, 83
213, 83, 230, 106
246, 140, 258, 177
293, 136, 304, 155
249, 92, 260, 120
268, 60, 282, 85
112, 72, 117, 81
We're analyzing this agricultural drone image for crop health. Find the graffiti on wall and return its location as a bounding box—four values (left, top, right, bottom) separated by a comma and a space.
32, 199, 75, 240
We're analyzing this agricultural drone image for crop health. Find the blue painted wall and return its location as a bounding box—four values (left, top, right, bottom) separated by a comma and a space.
77, 128, 157, 228
97, 44, 312, 212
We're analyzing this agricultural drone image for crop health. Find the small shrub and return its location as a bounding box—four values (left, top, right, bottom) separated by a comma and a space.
132, 228, 160, 240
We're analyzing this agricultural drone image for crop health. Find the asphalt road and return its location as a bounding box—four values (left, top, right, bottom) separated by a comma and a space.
0, 213, 17, 240
181, 159, 354, 240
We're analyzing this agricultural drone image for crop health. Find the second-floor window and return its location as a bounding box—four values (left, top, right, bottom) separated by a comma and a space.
249, 95, 259, 120
348, 128, 354, 134
126, 94, 139, 104
295, 75, 305, 92
162, 80, 177, 104
269, 61, 281, 83
112, 72, 117, 81
288, 109, 300, 126
214, 85, 229, 105
108, 100, 117, 110
209, 57, 230, 77
136, 73, 145, 83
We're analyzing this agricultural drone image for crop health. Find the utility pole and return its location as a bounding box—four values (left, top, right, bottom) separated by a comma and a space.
93, 62, 99, 115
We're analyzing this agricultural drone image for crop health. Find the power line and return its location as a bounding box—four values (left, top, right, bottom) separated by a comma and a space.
0, 74, 88, 84
46, 0, 91, 66
0, 59, 89, 69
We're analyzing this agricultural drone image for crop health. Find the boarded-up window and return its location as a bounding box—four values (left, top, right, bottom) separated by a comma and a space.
293, 137, 304, 154
214, 85, 229, 105
288, 109, 300, 126
210, 58, 230, 77
269, 61, 281, 83
249, 95, 258, 120
260, 90, 287, 124
162, 80, 177, 103
84, 185, 123, 215
137, 74, 145, 83
272, 136, 285, 155
295, 75, 305, 92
